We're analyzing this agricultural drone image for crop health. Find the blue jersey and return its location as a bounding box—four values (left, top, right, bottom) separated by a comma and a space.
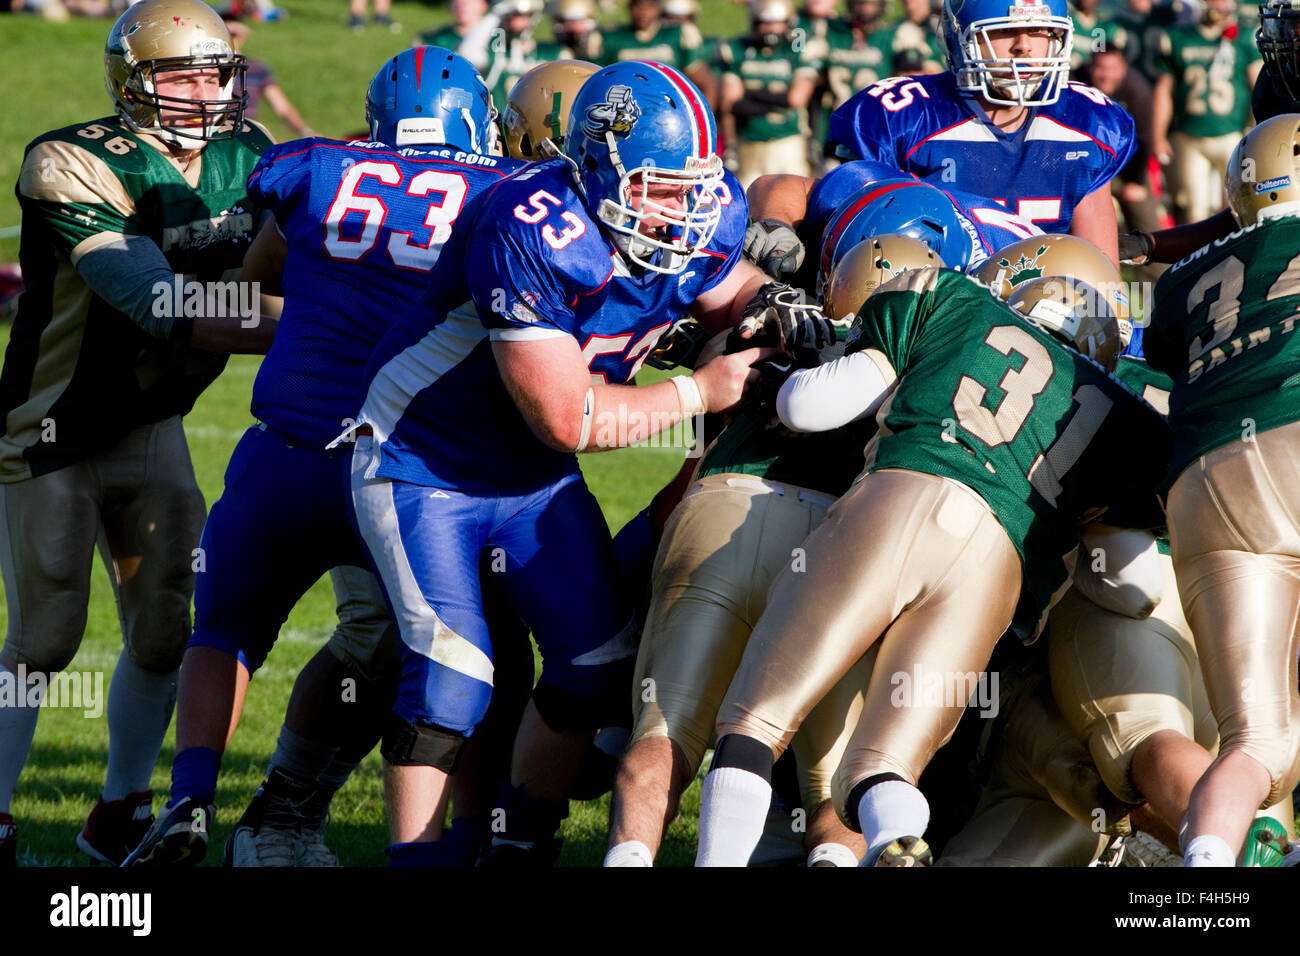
826, 73, 1135, 235
245, 138, 523, 447
357, 160, 748, 492
807, 160, 1043, 271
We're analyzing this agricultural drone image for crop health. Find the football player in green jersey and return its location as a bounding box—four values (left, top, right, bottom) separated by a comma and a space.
695, 260, 1170, 866
475, 0, 564, 116
604, 236, 938, 868
1067, 0, 1128, 73
885, 0, 946, 75
600, 0, 706, 71
417, 0, 488, 57
1144, 115, 1300, 867
719, 0, 821, 187
0, 0, 273, 868
1153, 0, 1262, 223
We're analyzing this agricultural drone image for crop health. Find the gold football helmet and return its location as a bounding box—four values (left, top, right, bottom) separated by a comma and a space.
550, 0, 598, 22
1007, 276, 1121, 372
1224, 113, 1300, 226
502, 59, 599, 160
104, 0, 247, 146
824, 235, 944, 325
972, 233, 1129, 332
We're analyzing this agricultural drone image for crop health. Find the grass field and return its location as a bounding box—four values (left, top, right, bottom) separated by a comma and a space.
0, 0, 763, 866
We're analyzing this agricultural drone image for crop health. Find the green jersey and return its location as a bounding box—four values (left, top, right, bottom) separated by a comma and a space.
418, 25, 466, 49
1069, 9, 1128, 71
846, 268, 1169, 640
482, 33, 565, 116
1157, 23, 1260, 138
1145, 215, 1300, 484
0, 117, 269, 481
881, 19, 945, 76
823, 19, 895, 111
718, 36, 819, 142
599, 22, 704, 70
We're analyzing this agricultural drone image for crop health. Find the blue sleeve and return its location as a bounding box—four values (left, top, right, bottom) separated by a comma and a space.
1086, 97, 1138, 198
698, 169, 748, 295
469, 229, 578, 336
244, 137, 319, 213
827, 91, 899, 164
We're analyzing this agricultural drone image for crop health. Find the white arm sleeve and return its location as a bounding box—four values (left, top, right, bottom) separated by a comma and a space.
1074, 526, 1163, 619
775, 348, 896, 433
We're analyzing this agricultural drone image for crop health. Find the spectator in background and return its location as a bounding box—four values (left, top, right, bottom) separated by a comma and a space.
1153, 0, 1261, 223
224, 15, 313, 140
1086, 45, 1167, 281
350, 0, 401, 33
418, 0, 487, 54
1068, 0, 1127, 73
887, 0, 945, 74
720, 0, 818, 187
550, 0, 602, 61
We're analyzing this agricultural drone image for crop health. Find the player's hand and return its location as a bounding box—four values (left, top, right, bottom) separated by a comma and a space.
744, 219, 805, 282
736, 281, 835, 353
1118, 231, 1154, 266
693, 345, 783, 414
1153, 137, 1172, 165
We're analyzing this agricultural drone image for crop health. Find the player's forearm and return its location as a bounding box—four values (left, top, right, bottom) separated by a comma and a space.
1144, 209, 1236, 263
1152, 78, 1173, 147
776, 349, 895, 432
190, 311, 278, 354
579, 378, 699, 453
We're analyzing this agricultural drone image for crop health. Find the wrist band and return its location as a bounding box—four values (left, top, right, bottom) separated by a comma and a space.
671, 374, 706, 418
575, 387, 595, 452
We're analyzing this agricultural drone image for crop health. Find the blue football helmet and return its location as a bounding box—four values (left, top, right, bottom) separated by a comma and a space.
819, 179, 976, 290
562, 60, 725, 274
941, 0, 1072, 107
365, 46, 498, 153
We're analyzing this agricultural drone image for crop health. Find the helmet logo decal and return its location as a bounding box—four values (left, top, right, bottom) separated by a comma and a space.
582, 85, 641, 140
994, 244, 1048, 286
1257, 175, 1292, 193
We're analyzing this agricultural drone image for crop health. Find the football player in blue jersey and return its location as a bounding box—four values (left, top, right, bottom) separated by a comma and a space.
820, 0, 1133, 264
124, 47, 525, 867
345, 60, 822, 864
746, 161, 1042, 295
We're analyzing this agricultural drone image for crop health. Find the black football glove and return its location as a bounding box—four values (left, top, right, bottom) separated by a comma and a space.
1117, 231, 1154, 266
645, 317, 713, 370
744, 218, 805, 283
735, 281, 835, 354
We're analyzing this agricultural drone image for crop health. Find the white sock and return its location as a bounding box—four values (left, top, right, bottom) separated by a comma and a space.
1183, 834, 1235, 867
807, 842, 859, 867
104, 652, 177, 801
604, 840, 653, 867
858, 780, 930, 865
0, 664, 42, 812
695, 767, 772, 867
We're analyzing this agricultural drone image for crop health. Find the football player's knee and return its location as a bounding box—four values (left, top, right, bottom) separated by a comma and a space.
534, 658, 635, 733
1224, 720, 1300, 807
123, 594, 192, 673
9, 602, 90, 673
628, 695, 710, 773
380, 713, 466, 772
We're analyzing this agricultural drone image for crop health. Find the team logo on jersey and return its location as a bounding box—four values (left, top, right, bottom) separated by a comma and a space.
1257, 175, 1292, 194
991, 244, 1049, 287
582, 86, 641, 140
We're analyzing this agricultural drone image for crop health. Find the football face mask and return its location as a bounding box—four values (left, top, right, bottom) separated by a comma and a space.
943, 0, 1073, 107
